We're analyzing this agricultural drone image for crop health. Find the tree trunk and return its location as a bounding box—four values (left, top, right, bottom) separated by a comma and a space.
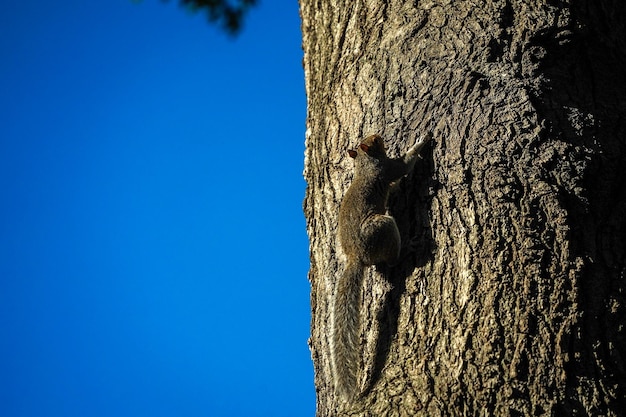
301, 0, 626, 416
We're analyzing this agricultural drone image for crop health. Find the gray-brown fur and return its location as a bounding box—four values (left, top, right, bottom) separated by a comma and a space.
333, 133, 431, 401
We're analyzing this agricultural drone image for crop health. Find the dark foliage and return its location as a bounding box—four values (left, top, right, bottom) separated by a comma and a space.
178, 0, 257, 34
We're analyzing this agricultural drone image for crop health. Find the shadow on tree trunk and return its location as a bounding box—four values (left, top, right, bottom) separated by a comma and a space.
524, 3, 626, 412
366, 144, 440, 395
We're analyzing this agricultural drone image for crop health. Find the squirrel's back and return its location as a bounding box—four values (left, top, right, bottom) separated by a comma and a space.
338, 135, 392, 261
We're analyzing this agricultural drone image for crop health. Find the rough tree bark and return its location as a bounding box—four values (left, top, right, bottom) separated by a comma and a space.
301, 1, 626, 416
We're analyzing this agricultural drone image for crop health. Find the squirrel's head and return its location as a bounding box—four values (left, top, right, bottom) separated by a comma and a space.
348, 134, 386, 159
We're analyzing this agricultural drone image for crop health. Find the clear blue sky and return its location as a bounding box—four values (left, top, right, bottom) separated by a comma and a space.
0, 1, 312, 416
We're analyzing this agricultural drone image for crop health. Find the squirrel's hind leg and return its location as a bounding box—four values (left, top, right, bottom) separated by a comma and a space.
360, 214, 401, 266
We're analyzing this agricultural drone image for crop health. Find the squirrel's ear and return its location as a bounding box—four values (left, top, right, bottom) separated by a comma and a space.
348, 149, 357, 158
359, 144, 370, 153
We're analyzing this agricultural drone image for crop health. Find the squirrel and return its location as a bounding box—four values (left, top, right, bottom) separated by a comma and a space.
332, 132, 432, 401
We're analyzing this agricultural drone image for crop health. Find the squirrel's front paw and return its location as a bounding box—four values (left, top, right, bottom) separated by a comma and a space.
409, 132, 433, 154
418, 132, 433, 145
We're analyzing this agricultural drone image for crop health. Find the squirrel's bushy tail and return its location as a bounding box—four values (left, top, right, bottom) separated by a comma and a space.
332, 260, 363, 400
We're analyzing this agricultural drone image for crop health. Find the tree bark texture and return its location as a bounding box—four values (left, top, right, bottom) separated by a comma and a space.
301, 1, 626, 416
